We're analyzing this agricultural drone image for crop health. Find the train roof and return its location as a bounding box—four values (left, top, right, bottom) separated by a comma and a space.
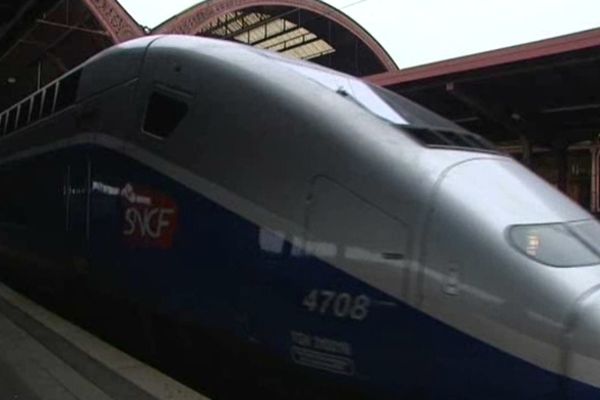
0, 35, 498, 154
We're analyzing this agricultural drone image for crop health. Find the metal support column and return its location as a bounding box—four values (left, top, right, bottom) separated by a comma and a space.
520, 134, 532, 167
590, 143, 600, 214
36, 61, 42, 90
555, 145, 568, 193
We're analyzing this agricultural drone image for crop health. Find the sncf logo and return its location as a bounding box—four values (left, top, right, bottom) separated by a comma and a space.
121, 183, 178, 249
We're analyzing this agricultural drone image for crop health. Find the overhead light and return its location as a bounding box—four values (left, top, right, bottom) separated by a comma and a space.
7, 77, 16, 84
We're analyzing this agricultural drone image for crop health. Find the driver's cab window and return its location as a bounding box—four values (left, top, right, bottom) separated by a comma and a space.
142, 89, 190, 139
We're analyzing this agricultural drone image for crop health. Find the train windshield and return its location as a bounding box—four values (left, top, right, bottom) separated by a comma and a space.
368, 84, 464, 129
509, 221, 600, 267
278, 61, 498, 150
568, 220, 600, 254
283, 63, 408, 124
280, 61, 473, 129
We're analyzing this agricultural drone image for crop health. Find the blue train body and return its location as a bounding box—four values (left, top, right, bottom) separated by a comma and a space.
1, 36, 600, 398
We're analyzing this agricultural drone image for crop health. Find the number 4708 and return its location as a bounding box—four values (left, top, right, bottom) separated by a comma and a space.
302, 290, 370, 321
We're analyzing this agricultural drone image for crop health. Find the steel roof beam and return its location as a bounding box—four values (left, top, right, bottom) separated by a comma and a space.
250, 24, 302, 46
26, 13, 94, 70
0, 0, 37, 40
446, 81, 531, 139
202, 11, 247, 36
278, 35, 320, 53
221, 8, 300, 39
35, 19, 108, 36
266, 31, 314, 50
542, 103, 600, 114
0, 0, 65, 66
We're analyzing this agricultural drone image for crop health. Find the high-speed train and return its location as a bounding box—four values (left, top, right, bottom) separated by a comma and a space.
1, 35, 600, 399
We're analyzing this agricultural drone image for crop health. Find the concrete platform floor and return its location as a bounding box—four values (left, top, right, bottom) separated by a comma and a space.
0, 282, 209, 400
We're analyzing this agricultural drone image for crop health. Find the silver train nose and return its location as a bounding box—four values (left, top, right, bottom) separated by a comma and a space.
565, 286, 600, 394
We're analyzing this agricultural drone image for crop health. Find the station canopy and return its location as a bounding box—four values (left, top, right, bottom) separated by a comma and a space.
368, 28, 600, 148
0, 0, 397, 110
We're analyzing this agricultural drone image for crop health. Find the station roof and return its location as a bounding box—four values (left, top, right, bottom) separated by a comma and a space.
369, 28, 600, 147
153, 0, 397, 76
0, 0, 395, 111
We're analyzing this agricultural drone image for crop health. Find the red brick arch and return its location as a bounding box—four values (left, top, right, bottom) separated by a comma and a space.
82, 0, 145, 43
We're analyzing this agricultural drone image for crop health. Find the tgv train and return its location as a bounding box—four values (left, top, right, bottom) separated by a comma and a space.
2, 35, 600, 399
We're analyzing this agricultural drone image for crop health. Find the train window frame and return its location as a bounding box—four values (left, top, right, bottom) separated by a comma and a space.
401, 127, 452, 146
41, 84, 58, 118
280, 61, 409, 125
55, 69, 82, 112
141, 87, 191, 140
6, 107, 18, 134
401, 126, 500, 154
17, 98, 32, 130
0, 68, 84, 140
31, 91, 43, 123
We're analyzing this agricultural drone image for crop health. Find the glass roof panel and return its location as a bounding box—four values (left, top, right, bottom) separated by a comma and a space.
202, 11, 335, 61
287, 40, 334, 60
255, 26, 304, 49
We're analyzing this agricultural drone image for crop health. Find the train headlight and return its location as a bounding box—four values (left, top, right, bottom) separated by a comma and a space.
508, 222, 600, 267
526, 233, 540, 256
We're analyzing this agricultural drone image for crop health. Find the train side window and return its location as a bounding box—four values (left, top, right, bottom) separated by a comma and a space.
142, 91, 189, 139
42, 84, 57, 118
31, 91, 43, 122
55, 70, 81, 112
17, 99, 31, 129
6, 107, 17, 134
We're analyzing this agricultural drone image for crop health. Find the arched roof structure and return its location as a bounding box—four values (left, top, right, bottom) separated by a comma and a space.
153, 0, 398, 76
0, 0, 396, 109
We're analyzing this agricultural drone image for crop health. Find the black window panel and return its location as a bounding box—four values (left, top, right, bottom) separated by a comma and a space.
402, 125, 499, 154
31, 91, 43, 122
460, 134, 488, 149
402, 127, 452, 146
55, 70, 81, 111
27, 161, 65, 232
0, 166, 27, 226
0, 161, 65, 232
370, 84, 462, 129
438, 130, 478, 148
143, 92, 189, 138
0, 113, 4, 136
467, 134, 497, 151
6, 108, 17, 134
17, 100, 31, 129
42, 85, 57, 118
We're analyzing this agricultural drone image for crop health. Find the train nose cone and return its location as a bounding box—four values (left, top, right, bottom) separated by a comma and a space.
565, 286, 600, 393
434, 157, 589, 226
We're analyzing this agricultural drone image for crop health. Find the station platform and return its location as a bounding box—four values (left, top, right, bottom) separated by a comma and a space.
0, 282, 208, 400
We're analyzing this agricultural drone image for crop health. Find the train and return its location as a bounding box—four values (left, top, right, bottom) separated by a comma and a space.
1, 34, 600, 399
